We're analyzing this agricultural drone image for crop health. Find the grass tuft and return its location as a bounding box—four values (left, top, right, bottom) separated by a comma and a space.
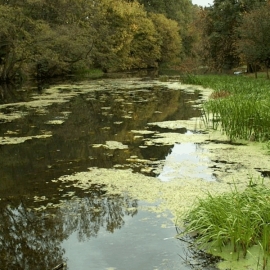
180, 179, 270, 269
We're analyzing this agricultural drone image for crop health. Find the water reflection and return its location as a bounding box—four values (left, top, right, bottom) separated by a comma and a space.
0, 200, 64, 269
0, 190, 138, 269
62, 204, 189, 270
0, 83, 33, 105
158, 142, 216, 182
0, 78, 205, 269
0, 79, 202, 197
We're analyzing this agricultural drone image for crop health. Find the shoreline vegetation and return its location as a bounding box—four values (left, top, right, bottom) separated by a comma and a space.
178, 73, 270, 269
0, 0, 185, 83
180, 74, 270, 145
180, 179, 270, 270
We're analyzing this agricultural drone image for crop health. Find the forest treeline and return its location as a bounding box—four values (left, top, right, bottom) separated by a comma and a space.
0, 0, 270, 82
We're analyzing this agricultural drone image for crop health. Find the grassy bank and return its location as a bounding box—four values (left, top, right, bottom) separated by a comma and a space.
180, 74, 270, 143
178, 74, 270, 269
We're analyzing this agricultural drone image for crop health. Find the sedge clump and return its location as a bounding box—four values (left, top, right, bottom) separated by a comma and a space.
180, 180, 270, 270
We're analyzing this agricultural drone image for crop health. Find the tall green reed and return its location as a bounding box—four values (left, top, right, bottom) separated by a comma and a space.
180, 180, 270, 269
180, 74, 270, 141
204, 95, 270, 141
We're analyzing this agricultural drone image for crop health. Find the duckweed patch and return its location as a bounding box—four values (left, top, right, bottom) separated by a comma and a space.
56, 167, 227, 218
0, 134, 52, 145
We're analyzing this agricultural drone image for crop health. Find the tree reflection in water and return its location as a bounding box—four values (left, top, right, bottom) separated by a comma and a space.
0, 188, 138, 269
0, 200, 64, 269
61, 192, 138, 241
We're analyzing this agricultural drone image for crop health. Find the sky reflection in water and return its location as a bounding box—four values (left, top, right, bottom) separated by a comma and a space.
158, 141, 215, 182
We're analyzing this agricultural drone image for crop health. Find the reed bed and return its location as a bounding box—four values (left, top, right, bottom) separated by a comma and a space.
180, 181, 270, 269
180, 74, 270, 141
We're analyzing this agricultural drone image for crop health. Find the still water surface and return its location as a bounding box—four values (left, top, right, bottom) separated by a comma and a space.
0, 77, 216, 269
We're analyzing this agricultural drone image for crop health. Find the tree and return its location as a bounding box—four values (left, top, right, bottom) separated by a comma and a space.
130, 0, 167, 14
236, 3, 270, 78
203, 0, 266, 72
177, 6, 211, 72
30, 23, 95, 78
0, 5, 36, 81
149, 13, 182, 63
129, 15, 161, 68
0, 0, 98, 79
0, 0, 191, 81
91, 0, 161, 71
205, 0, 241, 71
136, 0, 194, 58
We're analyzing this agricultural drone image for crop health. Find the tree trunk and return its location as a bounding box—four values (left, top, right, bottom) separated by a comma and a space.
255, 66, 257, 79
265, 62, 269, 79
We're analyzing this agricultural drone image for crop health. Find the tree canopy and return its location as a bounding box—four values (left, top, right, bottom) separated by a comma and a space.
199, 0, 267, 72
0, 0, 185, 82
0, 0, 269, 82
236, 3, 270, 78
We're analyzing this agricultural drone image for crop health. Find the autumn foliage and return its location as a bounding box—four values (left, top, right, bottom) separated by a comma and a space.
0, 0, 187, 81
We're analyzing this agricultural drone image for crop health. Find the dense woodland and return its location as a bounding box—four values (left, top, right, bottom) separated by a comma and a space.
0, 0, 270, 82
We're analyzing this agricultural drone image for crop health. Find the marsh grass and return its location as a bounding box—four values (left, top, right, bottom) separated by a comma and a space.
209, 90, 231, 99
180, 180, 270, 269
266, 141, 270, 154
180, 74, 270, 141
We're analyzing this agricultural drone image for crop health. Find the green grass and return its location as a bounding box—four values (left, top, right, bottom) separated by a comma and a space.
267, 141, 270, 153
180, 74, 270, 142
180, 180, 270, 269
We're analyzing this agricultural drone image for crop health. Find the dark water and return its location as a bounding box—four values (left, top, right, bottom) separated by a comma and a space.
0, 78, 216, 269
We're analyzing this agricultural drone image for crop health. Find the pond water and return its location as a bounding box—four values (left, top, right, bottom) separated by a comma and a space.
0, 77, 218, 269
158, 141, 215, 182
